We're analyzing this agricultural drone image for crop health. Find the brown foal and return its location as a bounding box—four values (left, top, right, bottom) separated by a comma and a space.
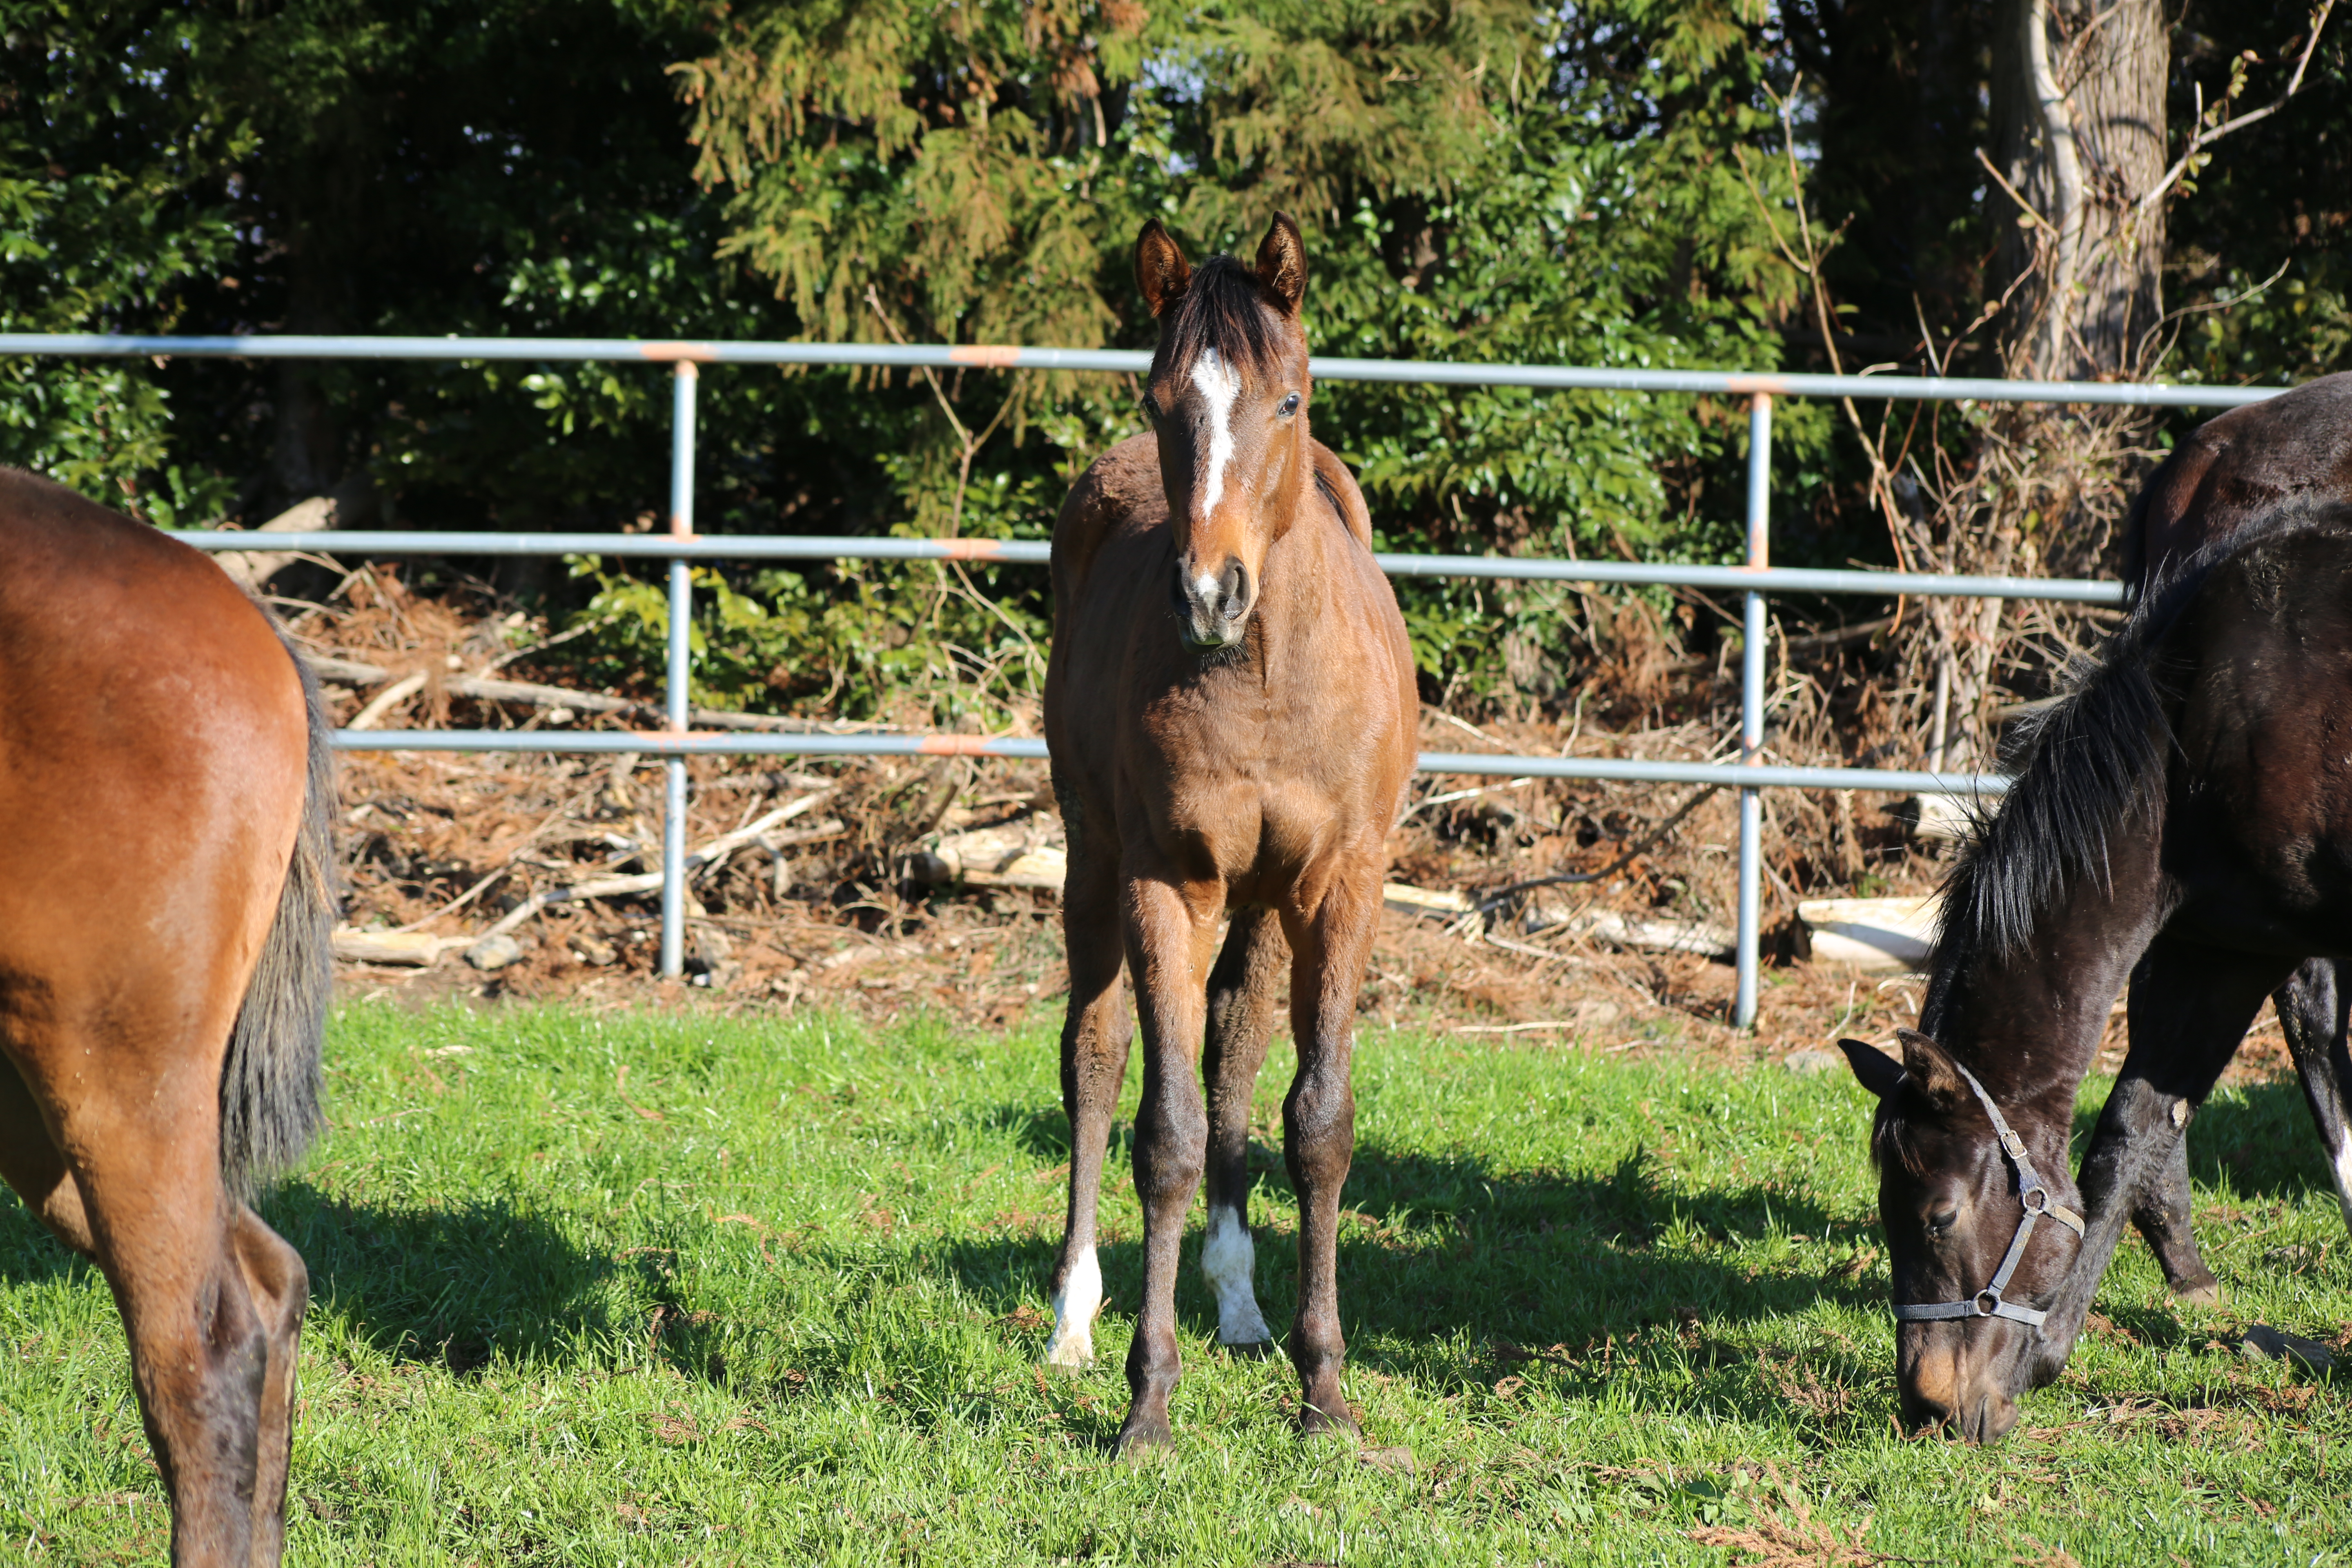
0, 469, 334, 1564
1041, 215, 1417, 1452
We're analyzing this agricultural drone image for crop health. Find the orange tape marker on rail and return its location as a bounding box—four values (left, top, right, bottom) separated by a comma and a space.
949, 345, 1024, 369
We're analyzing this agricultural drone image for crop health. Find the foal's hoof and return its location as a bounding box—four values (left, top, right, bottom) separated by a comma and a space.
2172, 1276, 2224, 1309
1218, 1337, 1276, 1361
1112, 1412, 1175, 1459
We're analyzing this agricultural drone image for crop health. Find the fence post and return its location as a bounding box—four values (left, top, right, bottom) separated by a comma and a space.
662, 362, 697, 980
1735, 392, 1772, 1029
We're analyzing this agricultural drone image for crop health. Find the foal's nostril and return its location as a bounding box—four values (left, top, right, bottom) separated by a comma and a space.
1218, 559, 1249, 619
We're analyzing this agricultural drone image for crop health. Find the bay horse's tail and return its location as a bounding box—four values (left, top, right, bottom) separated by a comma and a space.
220, 626, 336, 1195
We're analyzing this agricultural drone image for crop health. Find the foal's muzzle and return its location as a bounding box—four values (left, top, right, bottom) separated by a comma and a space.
1174, 555, 1253, 650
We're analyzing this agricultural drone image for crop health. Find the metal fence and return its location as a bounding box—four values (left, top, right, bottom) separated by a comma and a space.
0, 332, 2285, 1025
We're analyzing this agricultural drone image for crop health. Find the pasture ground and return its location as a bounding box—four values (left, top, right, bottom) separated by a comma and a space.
3, 1003, 2348, 1565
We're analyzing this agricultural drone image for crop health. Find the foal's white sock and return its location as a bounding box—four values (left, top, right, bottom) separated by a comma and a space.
1201, 1205, 1272, 1347
1045, 1247, 1102, 1367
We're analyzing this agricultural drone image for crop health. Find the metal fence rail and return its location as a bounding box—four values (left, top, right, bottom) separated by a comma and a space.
3, 333, 2284, 1025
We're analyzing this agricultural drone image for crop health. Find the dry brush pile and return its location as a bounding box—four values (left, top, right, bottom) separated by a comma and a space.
271, 554, 2046, 1067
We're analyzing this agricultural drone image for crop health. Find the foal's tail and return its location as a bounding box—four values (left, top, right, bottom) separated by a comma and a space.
220, 631, 336, 1196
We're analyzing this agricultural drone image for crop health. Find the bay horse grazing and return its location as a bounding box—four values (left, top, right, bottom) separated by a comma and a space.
1041, 214, 1417, 1452
0, 469, 334, 1562
1840, 501, 2352, 1442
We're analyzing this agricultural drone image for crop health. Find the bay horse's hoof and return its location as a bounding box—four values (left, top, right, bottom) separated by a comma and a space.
2172, 1276, 2224, 1308
1218, 1337, 1276, 1360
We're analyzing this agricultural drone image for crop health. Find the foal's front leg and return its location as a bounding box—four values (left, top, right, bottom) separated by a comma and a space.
1280, 858, 1381, 1441
1201, 907, 1287, 1354
1047, 846, 1132, 1368
1115, 871, 1220, 1452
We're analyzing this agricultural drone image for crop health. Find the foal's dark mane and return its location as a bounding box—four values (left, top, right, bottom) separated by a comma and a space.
1154, 254, 1287, 379
1923, 499, 2352, 1034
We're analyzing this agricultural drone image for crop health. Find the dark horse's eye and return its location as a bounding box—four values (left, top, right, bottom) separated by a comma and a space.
1925, 1208, 1958, 1239
1278, 391, 1301, 417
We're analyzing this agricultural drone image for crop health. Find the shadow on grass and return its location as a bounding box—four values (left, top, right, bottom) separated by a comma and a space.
930, 1118, 1867, 1363
0, 1200, 90, 1289
260, 1183, 618, 1375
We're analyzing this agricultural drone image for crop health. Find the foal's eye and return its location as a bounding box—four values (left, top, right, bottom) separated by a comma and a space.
1924, 1209, 1959, 1240
1278, 391, 1301, 417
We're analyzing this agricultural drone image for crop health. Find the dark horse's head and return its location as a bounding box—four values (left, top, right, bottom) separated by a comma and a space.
1134, 214, 1312, 652
1841, 1030, 2085, 1444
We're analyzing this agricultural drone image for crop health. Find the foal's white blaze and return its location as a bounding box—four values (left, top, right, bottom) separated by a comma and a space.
1189, 347, 1242, 519
1045, 1246, 1102, 1367
1201, 1204, 1272, 1346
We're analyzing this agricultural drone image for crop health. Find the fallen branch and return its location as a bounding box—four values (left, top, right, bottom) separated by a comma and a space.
303, 651, 906, 735
481, 793, 842, 938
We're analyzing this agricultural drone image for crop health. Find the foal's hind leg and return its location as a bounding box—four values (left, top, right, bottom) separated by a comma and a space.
1047, 845, 1134, 1369
2275, 958, 2352, 1234
1200, 907, 1288, 1354
1278, 853, 1383, 1442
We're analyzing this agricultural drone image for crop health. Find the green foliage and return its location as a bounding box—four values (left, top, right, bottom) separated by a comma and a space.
0, 2, 253, 523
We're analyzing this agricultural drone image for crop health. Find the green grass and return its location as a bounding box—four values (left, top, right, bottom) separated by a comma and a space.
4, 1004, 2350, 1564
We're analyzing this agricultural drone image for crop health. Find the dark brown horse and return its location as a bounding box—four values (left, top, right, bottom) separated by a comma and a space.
0, 469, 334, 1561
1842, 501, 2352, 1441
2117, 374, 2352, 1288
1041, 215, 1417, 1452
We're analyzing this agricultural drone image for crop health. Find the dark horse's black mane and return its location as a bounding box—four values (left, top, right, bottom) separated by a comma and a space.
1925, 499, 2352, 1027
1154, 254, 1286, 378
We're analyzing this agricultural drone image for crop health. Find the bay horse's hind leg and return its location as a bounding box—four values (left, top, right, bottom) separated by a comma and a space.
1046, 838, 1133, 1369
2275, 958, 2352, 1234
1200, 907, 1287, 1355
1279, 857, 1382, 1442
28, 1048, 309, 1566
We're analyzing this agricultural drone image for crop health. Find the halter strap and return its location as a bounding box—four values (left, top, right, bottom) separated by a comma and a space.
1891, 1058, 2085, 1328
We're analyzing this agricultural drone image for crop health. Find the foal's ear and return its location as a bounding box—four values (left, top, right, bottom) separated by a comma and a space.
1136, 218, 1192, 318
1838, 1038, 1905, 1100
1894, 1027, 1968, 1111
1255, 211, 1306, 316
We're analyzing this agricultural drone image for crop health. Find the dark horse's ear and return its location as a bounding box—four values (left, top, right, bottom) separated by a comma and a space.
1255, 211, 1306, 316
1136, 218, 1192, 318
1838, 1038, 1905, 1100
1894, 1027, 1967, 1111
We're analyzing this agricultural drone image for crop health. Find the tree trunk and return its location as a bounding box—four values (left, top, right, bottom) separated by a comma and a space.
1991, 0, 2170, 378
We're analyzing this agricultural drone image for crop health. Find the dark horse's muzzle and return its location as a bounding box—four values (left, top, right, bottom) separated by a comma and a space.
1174, 555, 1253, 650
